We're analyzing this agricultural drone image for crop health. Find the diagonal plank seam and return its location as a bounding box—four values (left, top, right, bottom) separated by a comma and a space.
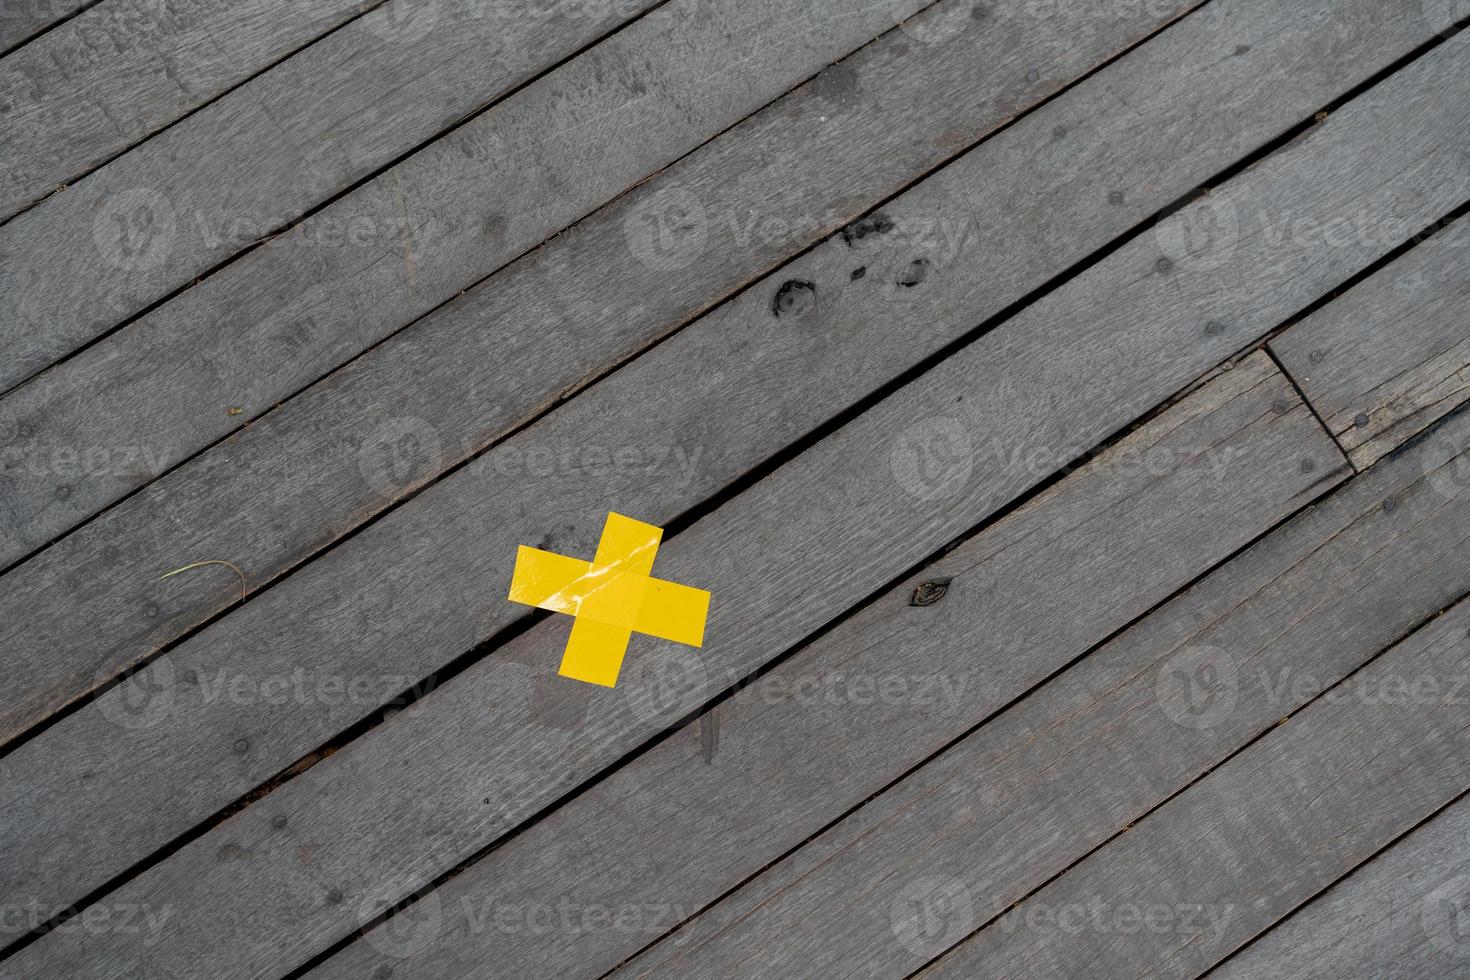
1262, 345, 1344, 468
0, 0, 677, 390
916, 583, 1470, 978
0, 0, 403, 229
311, 356, 1358, 978
0, 0, 1226, 737
298, 354, 1352, 980
14, 22, 1470, 975
0, 0, 1206, 557
1236, 201, 1470, 472
913, 550, 1470, 977
0, 15, 1446, 916
9, 3, 1451, 766
588, 439, 1354, 977
0, 0, 94, 60
1199, 781, 1470, 978
2, 7, 1458, 980
4, 0, 971, 403
292, 360, 1351, 978
0, 336, 1291, 966
590, 212, 1470, 980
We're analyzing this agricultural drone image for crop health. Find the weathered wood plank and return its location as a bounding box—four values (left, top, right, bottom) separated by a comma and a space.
308, 354, 1348, 980
0, 0, 1218, 731
1215, 793, 1470, 979
923, 594, 1470, 979
618, 405, 1470, 979
0, 0, 1167, 557
0, 0, 88, 54
0, 0, 720, 391
0, 0, 372, 218
0, 0, 1425, 744
1270, 217, 1470, 469
4, 30, 1464, 979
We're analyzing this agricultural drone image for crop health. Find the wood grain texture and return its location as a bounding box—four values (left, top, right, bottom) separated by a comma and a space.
0, 0, 370, 218
1216, 792, 1470, 979
0, 0, 88, 54
1271, 217, 1470, 469
923, 594, 1470, 979
0, 0, 1220, 735
0, 0, 1426, 747
0, 0, 683, 390
4, 28, 1464, 979
310, 354, 1348, 980
622, 403, 1470, 979
0, 0, 1127, 555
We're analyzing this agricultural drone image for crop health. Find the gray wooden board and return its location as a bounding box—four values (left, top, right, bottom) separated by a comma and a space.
0, 0, 990, 552
308, 354, 1347, 980
615, 401, 1470, 979
1271, 215, 1470, 470
0, 0, 88, 54
4, 33, 1465, 978
0, 0, 1221, 731
0, 0, 701, 390
0, 0, 1200, 570
0, 0, 1422, 743
922, 594, 1470, 979
0, 0, 372, 218
610, 737, 936, 976
1215, 791, 1470, 978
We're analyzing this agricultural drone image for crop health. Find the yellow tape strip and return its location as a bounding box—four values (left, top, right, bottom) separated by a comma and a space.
507, 513, 710, 687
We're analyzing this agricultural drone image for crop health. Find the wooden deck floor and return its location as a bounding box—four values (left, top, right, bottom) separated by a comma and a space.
1, 0, 1468, 977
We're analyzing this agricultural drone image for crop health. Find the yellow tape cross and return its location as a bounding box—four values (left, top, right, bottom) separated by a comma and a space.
507, 512, 710, 687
